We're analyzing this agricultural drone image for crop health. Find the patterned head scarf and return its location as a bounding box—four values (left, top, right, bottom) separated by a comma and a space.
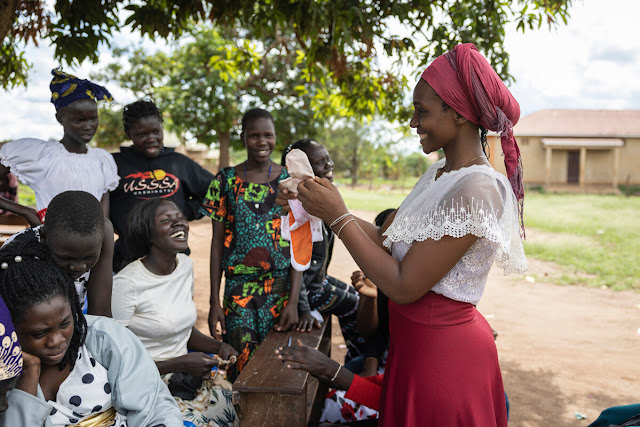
421, 43, 524, 235
50, 68, 113, 109
0, 295, 22, 381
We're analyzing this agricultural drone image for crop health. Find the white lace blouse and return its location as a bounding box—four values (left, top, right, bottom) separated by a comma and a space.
0, 138, 119, 211
383, 158, 527, 304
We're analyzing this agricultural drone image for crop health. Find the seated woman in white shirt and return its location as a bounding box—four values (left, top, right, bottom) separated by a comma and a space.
112, 198, 238, 427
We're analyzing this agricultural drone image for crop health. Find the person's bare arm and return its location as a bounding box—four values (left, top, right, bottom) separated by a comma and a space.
86, 217, 114, 317
0, 164, 40, 226
352, 272, 379, 337
297, 178, 477, 304
187, 327, 238, 359
208, 219, 226, 339
100, 193, 109, 217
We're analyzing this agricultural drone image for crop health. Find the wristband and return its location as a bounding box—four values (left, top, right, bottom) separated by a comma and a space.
336, 218, 356, 238
330, 212, 352, 228
330, 364, 342, 382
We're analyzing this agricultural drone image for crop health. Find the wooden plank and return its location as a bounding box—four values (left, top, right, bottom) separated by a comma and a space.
234, 317, 329, 394
235, 389, 307, 427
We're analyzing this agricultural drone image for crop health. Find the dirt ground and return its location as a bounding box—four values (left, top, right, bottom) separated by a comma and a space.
188, 212, 640, 427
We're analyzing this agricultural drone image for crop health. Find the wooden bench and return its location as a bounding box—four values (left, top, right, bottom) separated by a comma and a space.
233, 316, 332, 426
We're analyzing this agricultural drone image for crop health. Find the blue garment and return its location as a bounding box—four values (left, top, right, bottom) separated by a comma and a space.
589, 404, 640, 427
3, 316, 182, 427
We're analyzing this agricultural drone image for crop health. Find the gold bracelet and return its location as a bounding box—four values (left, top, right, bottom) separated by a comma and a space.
330, 364, 342, 382
336, 218, 356, 238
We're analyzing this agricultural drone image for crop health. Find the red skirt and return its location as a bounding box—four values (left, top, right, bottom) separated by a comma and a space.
379, 291, 507, 427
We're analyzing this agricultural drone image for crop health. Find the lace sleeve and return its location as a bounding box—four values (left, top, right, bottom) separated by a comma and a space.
383, 165, 526, 275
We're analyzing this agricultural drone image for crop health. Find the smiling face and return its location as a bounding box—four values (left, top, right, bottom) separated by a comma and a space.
409, 80, 458, 155
305, 142, 334, 182
45, 230, 103, 281
15, 296, 73, 367
150, 200, 189, 254
127, 115, 164, 158
242, 117, 276, 163
55, 99, 99, 146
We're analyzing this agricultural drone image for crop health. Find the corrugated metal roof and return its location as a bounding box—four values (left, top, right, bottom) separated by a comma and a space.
514, 110, 640, 137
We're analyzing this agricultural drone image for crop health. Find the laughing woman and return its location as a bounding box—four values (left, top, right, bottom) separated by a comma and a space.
112, 198, 238, 427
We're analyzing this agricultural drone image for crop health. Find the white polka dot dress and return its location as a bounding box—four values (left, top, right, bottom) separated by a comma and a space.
48, 345, 127, 426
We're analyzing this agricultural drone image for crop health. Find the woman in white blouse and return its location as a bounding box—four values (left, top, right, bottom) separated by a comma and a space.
112, 198, 238, 427
277, 44, 527, 426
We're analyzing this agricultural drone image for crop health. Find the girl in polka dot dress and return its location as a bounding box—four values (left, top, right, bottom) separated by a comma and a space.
0, 237, 182, 426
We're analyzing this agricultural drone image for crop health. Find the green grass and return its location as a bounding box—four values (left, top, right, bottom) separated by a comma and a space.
18, 184, 36, 208
340, 187, 640, 291
522, 193, 640, 290
339, 186, 410, 214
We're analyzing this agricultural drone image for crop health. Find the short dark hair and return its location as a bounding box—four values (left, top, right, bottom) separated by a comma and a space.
126, 197, 174, 260
0, 238, 87, 371
375, 209, 395, 227
43, 191, 104, 238
280, 139, 316, 166
241, 108, 274, 133
122, 99, 163, 133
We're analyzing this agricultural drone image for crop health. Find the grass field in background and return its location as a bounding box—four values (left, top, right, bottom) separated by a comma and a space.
19, 180, 638, 291
341, 186, 639, 291
522, 193, 639, 290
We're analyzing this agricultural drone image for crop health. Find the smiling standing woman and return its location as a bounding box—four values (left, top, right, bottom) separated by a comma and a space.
278, 44, 527, 426
110, 99, 214, 272
0, 68, 119, 225
201, 108, 301, 379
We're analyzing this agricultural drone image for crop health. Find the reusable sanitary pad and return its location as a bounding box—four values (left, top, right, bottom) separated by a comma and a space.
280, 149, 323, 271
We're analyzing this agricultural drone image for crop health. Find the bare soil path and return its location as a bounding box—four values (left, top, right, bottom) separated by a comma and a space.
188, 212, 640, 426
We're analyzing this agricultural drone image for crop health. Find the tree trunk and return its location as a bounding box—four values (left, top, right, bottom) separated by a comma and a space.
218, 130, 231, 170
0, 0, 19, 45
350, 148, 358, 187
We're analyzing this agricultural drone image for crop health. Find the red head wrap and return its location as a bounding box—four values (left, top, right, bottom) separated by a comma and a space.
421, 43, 525, 236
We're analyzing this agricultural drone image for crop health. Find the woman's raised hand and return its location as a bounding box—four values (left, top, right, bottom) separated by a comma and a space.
297, 177, 348, 224
351, 270, 378, 299
276, 183, 297, 215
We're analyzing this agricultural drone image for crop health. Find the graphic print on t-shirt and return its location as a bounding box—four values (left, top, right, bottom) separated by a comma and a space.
122, 169, 180, 199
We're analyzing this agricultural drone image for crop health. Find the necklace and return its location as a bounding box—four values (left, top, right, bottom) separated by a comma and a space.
462, 155, 486, 168
436, 155, 486, 180
243, 162, 273, 229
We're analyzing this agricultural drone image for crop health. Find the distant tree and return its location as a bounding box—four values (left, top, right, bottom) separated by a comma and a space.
2, 0, 573, 114
94, 26, 323, 168
94, 105, 126, 150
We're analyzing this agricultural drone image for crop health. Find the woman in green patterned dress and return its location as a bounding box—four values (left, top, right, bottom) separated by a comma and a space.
201, 108, 301, 379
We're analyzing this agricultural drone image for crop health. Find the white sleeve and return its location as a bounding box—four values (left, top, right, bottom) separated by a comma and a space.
0, 139, 49, 189
111, 273, 137, 327
94, 148, 120, 193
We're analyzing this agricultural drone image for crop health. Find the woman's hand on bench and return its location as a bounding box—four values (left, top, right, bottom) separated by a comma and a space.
296, 311, 322, 332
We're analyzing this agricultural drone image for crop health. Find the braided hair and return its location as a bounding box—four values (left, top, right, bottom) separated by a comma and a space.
43, 191, 104, 238
122, 99, 163, 133
280, 139, 316, 166
0, 238, 87, 371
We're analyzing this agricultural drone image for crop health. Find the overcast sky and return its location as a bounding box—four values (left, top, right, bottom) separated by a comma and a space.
1, 0, 638, 143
